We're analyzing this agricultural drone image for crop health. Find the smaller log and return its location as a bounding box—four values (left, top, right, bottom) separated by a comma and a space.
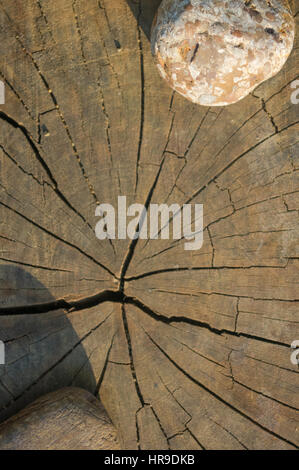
0, 388, 120, 450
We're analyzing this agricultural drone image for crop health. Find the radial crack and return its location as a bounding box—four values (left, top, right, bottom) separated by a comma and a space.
144, 329, 299, 449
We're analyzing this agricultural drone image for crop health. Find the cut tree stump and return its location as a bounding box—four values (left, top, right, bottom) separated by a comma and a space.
0, 0, 298, 450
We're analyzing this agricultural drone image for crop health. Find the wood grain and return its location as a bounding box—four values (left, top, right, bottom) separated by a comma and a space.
0, 0, 298, 450
0, 387, 120, 450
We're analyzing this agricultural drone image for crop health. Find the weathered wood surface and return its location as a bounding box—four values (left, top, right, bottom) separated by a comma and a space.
0, 387, 120, 450
0, 0, 298, 450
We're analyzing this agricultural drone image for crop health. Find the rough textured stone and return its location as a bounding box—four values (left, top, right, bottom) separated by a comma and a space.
151, 0, 295, 106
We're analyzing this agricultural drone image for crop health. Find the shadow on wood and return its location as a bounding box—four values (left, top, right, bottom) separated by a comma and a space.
0, 265, 100, 424
126, 0, 162, 40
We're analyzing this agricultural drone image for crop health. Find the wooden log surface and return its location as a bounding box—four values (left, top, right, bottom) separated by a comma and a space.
0, 387, 120, 450
0, 0, 298, 450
